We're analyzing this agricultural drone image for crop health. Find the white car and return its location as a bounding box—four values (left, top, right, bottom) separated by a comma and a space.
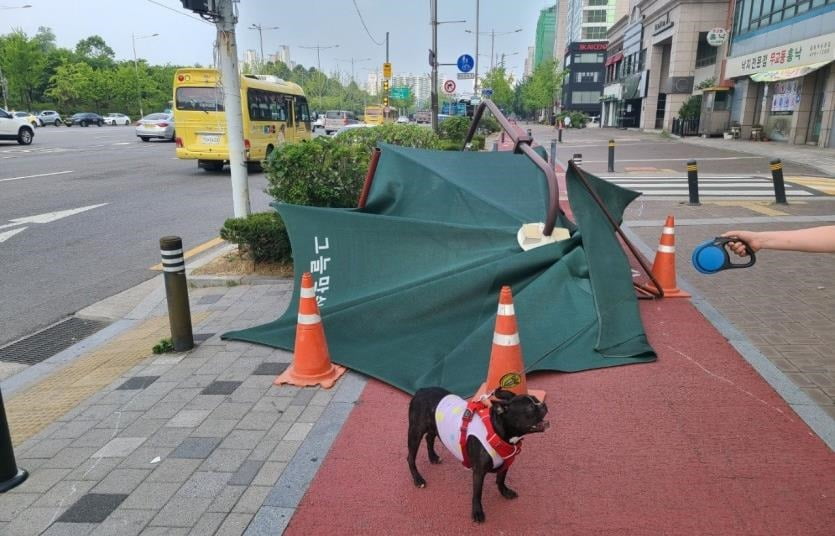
312, 113, 326, 130
104, 113, 131, 126
333, 123, 372, 137
396, 116, 409, 124
0, 108, 35, 145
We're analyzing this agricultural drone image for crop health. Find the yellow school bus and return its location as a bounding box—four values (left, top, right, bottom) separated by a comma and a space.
363, 104, 397, 126
173, 68, 311, 171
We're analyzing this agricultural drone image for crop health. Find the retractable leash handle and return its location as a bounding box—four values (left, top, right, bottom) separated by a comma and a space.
692, 236, 756, 274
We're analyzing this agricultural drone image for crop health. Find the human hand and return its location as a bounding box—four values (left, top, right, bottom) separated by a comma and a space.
721, 231, 761, 256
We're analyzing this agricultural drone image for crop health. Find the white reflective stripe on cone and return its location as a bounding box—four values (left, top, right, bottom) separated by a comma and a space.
657, 244, 675, 253
300, 287, 316, 298
298, 313, 321, 325
493, 332, 520, 346
497, 303, 515, 316
662, 227, 675, 235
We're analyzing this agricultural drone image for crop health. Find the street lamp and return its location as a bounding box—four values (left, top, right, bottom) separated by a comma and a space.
335, 57, 371, 85
248, 24, 279, 63
0, 4, 32, 9
132, 32, 159, 119
430, 0, 466, 132
465, 27, 521, 71
299, 43, 340, 109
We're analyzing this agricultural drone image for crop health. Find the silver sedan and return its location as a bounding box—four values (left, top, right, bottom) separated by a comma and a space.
136, 113, 175, 142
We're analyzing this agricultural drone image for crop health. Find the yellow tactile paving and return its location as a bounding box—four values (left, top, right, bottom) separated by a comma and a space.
704, 200, 800, 217
785, 176, 835, 195
6, 313, 209, 446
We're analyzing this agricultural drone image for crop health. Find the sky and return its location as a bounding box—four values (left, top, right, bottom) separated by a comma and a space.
1, 0, 555, 93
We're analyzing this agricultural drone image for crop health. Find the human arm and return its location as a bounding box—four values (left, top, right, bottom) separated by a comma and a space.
721, 226, 835, 255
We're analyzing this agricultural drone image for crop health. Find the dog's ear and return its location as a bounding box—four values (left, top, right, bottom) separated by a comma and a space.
493, 389, 514, 402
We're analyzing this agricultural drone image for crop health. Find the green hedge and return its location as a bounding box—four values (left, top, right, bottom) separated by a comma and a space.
220, 212, 291, 263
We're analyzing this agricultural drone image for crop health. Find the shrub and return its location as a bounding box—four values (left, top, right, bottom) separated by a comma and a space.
438, 116, 472, 142
678, 95, 702, 120
337, 123, 441, 154
220, 211, 292, 263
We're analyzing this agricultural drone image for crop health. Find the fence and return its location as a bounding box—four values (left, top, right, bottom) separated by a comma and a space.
672, 117, 700, 137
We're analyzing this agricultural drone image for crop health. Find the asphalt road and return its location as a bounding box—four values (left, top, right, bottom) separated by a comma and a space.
0, 125, 274, 348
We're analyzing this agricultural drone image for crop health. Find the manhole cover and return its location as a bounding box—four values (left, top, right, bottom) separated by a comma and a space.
0, 317, 110, 365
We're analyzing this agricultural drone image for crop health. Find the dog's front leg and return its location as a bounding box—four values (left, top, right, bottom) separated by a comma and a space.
496, 466, 517, 499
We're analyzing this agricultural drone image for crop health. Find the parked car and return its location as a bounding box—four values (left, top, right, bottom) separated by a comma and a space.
396, 115, 409, 124
103, 113, 131, 126
0, 108, 35, 145
312, 113, 326, 131
323, 110, 359, 135
66, 113, 104, 127
136, 113, 175, 142
12, 111, 39, 128
36, 110, 62, 126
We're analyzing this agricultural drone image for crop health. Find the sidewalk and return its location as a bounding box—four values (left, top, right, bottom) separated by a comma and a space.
0, 182, 833, 534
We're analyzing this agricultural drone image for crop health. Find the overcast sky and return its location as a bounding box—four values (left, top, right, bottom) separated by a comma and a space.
3, 0, 554, 91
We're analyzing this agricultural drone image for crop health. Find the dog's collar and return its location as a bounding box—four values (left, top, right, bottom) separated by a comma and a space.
459, 400, 521, 469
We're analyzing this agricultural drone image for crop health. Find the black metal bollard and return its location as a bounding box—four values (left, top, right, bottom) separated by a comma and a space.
160, 236, 194, 352
526, 128, 532, 137
770, 159, 788, 204
573, 153, 582, 166
558, 126, 563, 143
608, 139, 615, 173
0, 388, 27, 493
687, 160, 701, 206
550, 139, 557, 170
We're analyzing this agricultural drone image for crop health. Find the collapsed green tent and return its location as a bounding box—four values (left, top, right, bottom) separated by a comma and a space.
223, 143, 656, 396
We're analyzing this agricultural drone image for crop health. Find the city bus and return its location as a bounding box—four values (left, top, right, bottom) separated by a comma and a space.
363, 104, 397, 126
172, 68, 311, 171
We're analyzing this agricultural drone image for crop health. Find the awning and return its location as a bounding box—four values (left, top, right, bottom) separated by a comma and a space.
605, 52, 623, 66
750, 61, 831, 82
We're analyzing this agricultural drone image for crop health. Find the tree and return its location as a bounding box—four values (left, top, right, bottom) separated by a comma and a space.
0, 29, 45, 109
479, 66, 514, 110
75, 35, 115, 69
33, 27, 57, 53
522, 59, 567, 123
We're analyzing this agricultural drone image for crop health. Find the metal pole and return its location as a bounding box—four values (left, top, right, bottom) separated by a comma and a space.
687, 160, 700, 206
386, 31, 390, 63
491, 30, 495, 71
216, 0, 251, 217
558, 126, 562, 143
474, 0, 479, 96
770, 158, 788, 204
160, 236, 194, 352
431, 0, 439, 133
258, 26, 264, 62
608, 139, 615, 173
492, 140, 498, 151
550, 139, 557, 170
131, 34, 144, 119
0, 386, 27, 493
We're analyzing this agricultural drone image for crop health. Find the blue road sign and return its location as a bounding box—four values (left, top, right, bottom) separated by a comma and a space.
457, 54, 475, 73
481, 88, 493, 97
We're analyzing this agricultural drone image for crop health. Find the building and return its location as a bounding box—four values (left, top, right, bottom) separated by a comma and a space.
267, 45, 292, 66
726, 0, 835, 146
601, 0, 730, 131
366, 72, 380, 96
243, 49, 258, 66
391, 73, 432, 108
535, 5, 557, 67
553, 0, 570, 64
524, 46, 536, 78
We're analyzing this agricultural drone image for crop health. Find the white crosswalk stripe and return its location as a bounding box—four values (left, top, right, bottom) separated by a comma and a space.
600, 176, 817, 197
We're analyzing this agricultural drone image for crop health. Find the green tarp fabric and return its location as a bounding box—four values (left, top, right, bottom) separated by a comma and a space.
222, 143, 655, 396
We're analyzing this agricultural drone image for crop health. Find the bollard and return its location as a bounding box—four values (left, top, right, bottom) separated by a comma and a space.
0, 387, 27, 493
687, 160, 701, 206
526, 128, 532, 137
160, 236, 194, 352
770, 158, 788, 204
573, 153, 583, 166
501, 131, 506, 144
608, 139, 615, 173
492, 141, 498, 152
558, 126, 563, 143
550, 139, 557, 170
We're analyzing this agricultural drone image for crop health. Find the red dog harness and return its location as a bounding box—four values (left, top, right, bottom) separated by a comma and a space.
459, 399, 522, 469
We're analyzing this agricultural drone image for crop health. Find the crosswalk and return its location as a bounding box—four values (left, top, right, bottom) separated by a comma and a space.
599, 175, 826, 197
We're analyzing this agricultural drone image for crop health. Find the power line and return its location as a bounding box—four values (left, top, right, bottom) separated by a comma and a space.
351, 0, 384, 46
143, 0, 212, 25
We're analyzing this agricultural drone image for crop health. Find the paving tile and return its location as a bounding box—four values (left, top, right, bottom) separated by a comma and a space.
117, 418, 166, 438
14, 467, 71, 493
297, 404, 326, 423
236, 411, 281, 432
219, 429, 267, 451
290, 388, 317, 406
91, 437, 146, 458
252, 461, 287, 487
267, 440, 302, 463
117, 445, 173, 469
141, 528, 189, 536
4, 506, 58, 536
24, 438, 73, 458
166, 409, 212, 428
41, 522, 98, 535
148, 496, 212, 528
283, 422, 313, 441
207, 484, 247, 513
232, 485, 273, 514
170, 436, 221, 459
144, 427, 192, 448
177, 471, 230, 498
119, 481, 180, 510
209, 402, 254, 420
187, 511, 226, 535
228, 459, 264, 486
94, 411, 144, 431
202, 381, 243, 395
192, 418, 238, 438
243, 506, 294, 536
215, 512, 254, 536
201, 448, 251, 473
57, 493, 129, 523
49, 420, 98, 440
64, 457, 122, 481
0, 491, 39, 522
146, 458, 202, 483
116, 376, 160, 390
88, 507, 156, 536
252, 362, 288, 376
39, 447, 97, 469
91, 468, 150, 494
32, 480, 96, 509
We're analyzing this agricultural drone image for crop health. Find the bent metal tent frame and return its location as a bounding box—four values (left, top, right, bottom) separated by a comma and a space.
223, 100, 663, 396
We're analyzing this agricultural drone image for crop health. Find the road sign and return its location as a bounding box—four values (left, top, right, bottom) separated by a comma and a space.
383, 62, 392, 78
457, 54, 474, 73
390, 87, 410, 100
481, 88, 493, 97
443, 79, 456, 94
456, 72, 475, 80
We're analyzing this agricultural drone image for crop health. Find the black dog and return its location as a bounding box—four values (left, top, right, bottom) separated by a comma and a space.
407, 387, 548, 523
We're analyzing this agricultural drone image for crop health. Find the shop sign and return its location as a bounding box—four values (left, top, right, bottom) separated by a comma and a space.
770, 79, 801, 112
579, 42, 608, 51
726, 32, 835, 77
706, 28, 728, 47
603, 83, 622, 100
653, 13, 673, 36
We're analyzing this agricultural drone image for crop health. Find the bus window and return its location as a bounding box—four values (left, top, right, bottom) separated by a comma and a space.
295, 97, 310, 124
176, 87, 224, 111
247, 88, 289, 122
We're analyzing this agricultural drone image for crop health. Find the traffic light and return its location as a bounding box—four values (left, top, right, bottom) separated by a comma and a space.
383, 96, 389, 107
382, 79, 390, 93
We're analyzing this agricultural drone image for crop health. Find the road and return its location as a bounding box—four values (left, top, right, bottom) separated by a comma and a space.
0, 125, 274, 348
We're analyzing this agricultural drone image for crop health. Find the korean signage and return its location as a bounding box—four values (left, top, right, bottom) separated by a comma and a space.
770, 79, 801, 113
578, 42, 607, 51
653, 12, 673, 36
726, 32, 835, 78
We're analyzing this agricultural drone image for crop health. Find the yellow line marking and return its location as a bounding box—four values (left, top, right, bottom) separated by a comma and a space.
785, 176, 835, 195
150, 236, 225, 270
704, 200, 793, 216
6, 312, 210, 446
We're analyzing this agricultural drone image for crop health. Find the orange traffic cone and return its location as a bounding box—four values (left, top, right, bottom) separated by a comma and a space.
275, 272, 346, 389
473, 286, 546, 402
651, 215, 690, 298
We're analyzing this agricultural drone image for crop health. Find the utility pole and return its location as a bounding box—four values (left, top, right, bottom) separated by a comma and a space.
299, 43, 340, 109
336, 57, 372, 85
248, 24, 278, 63
474, 0, 479, 96
431, 0, 438, 133
132, 33, 159, 119
216, 0, 250, 217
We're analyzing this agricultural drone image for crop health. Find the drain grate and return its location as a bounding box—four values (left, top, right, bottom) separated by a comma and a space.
0, 317, 111, 365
